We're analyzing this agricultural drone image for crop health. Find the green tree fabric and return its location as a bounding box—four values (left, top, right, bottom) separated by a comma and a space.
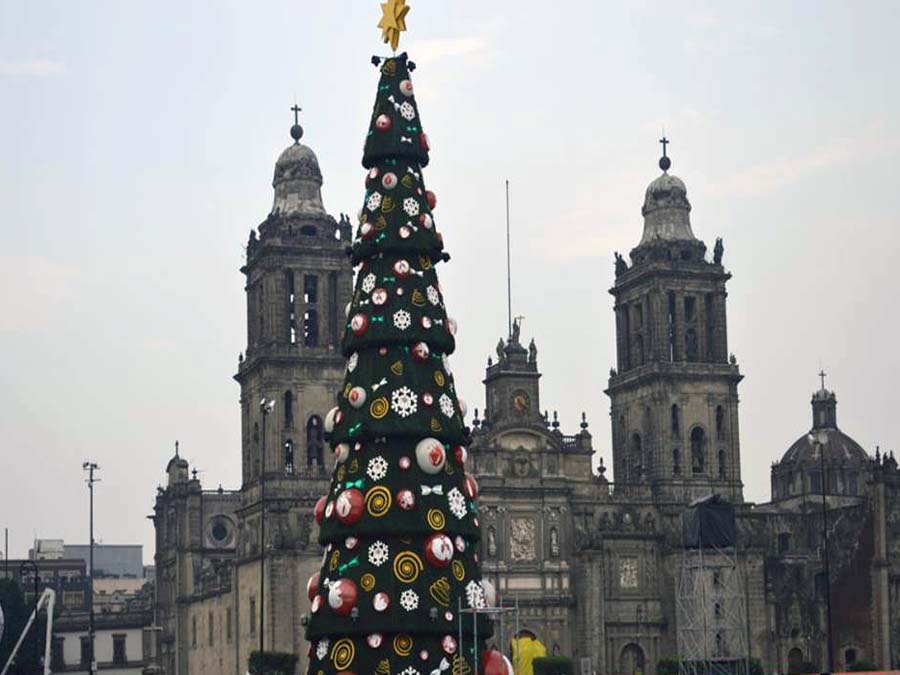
305, 52, 491, 675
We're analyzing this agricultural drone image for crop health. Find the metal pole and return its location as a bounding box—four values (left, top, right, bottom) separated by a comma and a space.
458, 597, 463, 675
505, 180, 511, 338
83, 462, 99, 675
515, 596, 520, 675
818, 439, 834, 673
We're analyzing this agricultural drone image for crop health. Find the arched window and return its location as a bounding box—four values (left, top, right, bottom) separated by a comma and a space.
685, 327, 698, 362
844, 649, 857, 667
283, 390, 293, 427
716, 405, 725, 438
787, 648, 804, 674
286, 270, 296, 345
671, 404, 680, 437
619, 644, 645, 675
691, 427, 706, 474
630, 433, 643, 479
252, 422, 260, 478
300, 225, 317, 236
306, 416, 324, 468
673, 448, 681, 476
304, 309, 319, 347
718, 449, 726, 480
284, 439, 294, 475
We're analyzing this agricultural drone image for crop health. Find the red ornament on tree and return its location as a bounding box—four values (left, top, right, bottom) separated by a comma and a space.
425, 190, 437, 210
335, 488, 365, 525
481, 650, 511, 675
307, 572, 320, 601
314, 496, 328, 524
424, 533, 454, 568
350, 313, 369, 336
411, 341, 430, 362
328, 578, 358, 617
463, 473, 479, 500
375, 114, 392, 131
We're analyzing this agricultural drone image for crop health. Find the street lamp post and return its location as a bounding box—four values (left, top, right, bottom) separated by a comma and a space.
809, 432, 834, 674
258, 397, 275, 673
83, 462, 99, 675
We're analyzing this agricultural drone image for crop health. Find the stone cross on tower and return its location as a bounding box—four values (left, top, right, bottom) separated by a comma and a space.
658, 134, 671, 171
819, 369, 827, 390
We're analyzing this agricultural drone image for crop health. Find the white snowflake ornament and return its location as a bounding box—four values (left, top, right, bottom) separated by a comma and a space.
366, 192, 382, 212
367, 456, 388, 482
316, 639, 330, 661
427, 285, 440, 306
447, 488, 467, 520
393, 309, 412, 331
391, 386, 418, 418
400, 589, 419, 611
403, 197, 420, 217
465, 580, 486, 609
399, 101, 416, 121
361, 273, 377, 294
439, 393, 455, 419
368, 541, 389, 567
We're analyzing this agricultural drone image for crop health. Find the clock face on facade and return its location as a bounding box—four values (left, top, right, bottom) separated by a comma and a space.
511, 390, 530, 415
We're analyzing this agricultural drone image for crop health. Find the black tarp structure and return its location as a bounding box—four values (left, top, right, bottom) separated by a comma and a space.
682, 494, 736, 549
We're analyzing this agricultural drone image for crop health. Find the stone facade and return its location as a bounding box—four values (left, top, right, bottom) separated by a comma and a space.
151, 124, 351, 675
151, 137, 900, 675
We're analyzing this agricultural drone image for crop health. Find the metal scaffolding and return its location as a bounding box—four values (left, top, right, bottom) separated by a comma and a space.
676, 544, 749, 675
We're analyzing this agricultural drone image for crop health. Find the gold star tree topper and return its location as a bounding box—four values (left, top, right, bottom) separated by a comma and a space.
378, 0, 410, 51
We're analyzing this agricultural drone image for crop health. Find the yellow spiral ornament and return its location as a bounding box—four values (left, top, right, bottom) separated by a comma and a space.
365, 486, 392, 517
393, 550, 424, 583
433, 371, 445, 387
452, 559, 465, 581
360, 573, 376, 592
393, 634, 413, 656
426, 508, 446, 530
331, 639, 355, 670
370, 397, 389, 419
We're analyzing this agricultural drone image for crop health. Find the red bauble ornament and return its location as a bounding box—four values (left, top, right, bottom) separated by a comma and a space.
328, 578, 358, 617
382, 172, 398, 189
418, 213, 433, 229
314, 496, 327, 524
463, 473, 479, 500
375, 114, 392, 132
348, 387, 367, 408
335, 488, 365, 525
399, 79, 414, 97
420, 132, 430, 151
373, 592, 390, 612
397, 489, 416, 511
454, 445, 468, 466
424, 533, 454, 568
366, 633, 384, 648
360, 221, 375, 239
425, 190, 437, 210
411, 341, 430, 362
441, 635, 458, 655
310, 595, 323, 613
481, 650, 511, 675
415, 438, 446, 474
307, 572, 320, 601
350, 313, 369, 336
393, 259, 411, 278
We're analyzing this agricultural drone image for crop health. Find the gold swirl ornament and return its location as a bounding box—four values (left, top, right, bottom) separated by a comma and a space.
370, 396, 389, 419
376, 660, 391, 675
331, 638, 355, 670
360, 573, 376, 592
393, 634, 413, 656
366, 486, 392, 517
393, 550, 424, 583
429, 576, 451, 607
427, 508, 446, 530
452, 559, 465, 581
329, 550, 340, 572
433, 371, 445, 387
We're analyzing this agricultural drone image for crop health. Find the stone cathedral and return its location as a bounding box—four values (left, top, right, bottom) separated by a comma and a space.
151, 128, 900, 675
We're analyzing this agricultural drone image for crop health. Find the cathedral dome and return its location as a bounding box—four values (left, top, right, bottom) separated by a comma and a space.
639, 170, 697, 245
779, 387, 868, 466
271, 132, 326, 217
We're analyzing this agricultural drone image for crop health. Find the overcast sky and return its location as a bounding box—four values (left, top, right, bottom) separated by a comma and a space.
1, 1, 898, 563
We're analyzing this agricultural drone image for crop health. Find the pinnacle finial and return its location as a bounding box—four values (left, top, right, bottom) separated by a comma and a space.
290, 104, 303, 142
659, 134, 671, 172
818, 369, 827, 391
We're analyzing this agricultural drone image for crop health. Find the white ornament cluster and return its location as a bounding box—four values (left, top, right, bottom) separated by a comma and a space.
465, 580, 486, 609
366, 192, 382, 212
393, 309, 412, 331
315, 639, 330, 661
439, 393, 455, 419
361, 273, 377, 293
403, 197, 420, 217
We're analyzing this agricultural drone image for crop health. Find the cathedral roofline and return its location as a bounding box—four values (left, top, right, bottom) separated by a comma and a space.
606, 361, 742, 396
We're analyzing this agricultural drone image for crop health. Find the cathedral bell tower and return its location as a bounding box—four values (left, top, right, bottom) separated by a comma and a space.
606, 140, 743, 503
236, 116, 353, 491
232, 116, 353, 661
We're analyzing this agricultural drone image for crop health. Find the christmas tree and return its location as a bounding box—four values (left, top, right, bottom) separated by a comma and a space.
304, 51, 494, 675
